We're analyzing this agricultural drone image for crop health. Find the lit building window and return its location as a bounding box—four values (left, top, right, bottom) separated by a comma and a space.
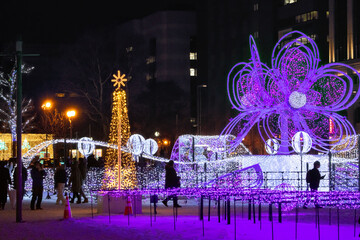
190, 52, 198, 60
310, 34, 317, 40
146, 56, 156, 64
253, 3, 259, 11
95, 149, 102, 159
295, 11, 318, 23
292, 35, 317, 45
55, 93, 65, 98
146, 74, 152, 81
126, 46, 133, 52
190, 68, 197, 76
284, 0, 297, 5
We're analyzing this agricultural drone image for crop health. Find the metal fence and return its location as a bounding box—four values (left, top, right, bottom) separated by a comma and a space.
19, 162, 359, 197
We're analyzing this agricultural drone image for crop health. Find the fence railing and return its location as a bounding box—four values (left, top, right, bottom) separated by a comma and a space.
20, 164, 359, 196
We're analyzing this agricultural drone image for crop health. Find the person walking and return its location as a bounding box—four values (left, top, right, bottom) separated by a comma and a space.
0, 161, 11, 210
30, 161, 47, 210
68, 161, 81, 204
54, 164, 67, 205
303, 161, 325, 209
162, 160, 181, 208
78, 158, 88, 203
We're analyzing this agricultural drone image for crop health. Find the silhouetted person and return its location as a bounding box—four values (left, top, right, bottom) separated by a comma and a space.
162, 160, 181, 208
13, 164, 28, 199
0, 162, 11, 210
303, 161, 325, 209
54, 164, 67, 205
78, 158, 88, 203
69, 161, 81, 204
30, 162, 47, 210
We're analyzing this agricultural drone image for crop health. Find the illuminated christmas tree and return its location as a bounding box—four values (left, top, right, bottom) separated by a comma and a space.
103, 71, 137, 189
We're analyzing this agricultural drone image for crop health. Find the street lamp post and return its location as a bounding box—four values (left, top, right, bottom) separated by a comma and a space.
66, 110, 76, 159
197, 85, 207, 135
41, 100, 52, 158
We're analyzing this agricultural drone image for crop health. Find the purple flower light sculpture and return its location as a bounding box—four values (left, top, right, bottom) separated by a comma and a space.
221, 31, 360, 154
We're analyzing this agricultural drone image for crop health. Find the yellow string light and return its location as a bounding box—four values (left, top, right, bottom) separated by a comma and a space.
0, 133, 54, 160
102, 89, 137, 189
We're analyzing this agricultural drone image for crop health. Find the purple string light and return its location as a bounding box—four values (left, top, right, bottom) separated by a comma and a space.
221, 31, 360, 154
98, 188, 360, 209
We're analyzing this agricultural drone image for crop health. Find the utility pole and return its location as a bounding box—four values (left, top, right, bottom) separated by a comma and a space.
16, 38, 23, 223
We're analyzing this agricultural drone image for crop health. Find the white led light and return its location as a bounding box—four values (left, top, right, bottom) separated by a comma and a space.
127, 134, 145, 156
143, 138, 158, 155
292, 131, 312, 154
265, 138, 279, 155
289, 91, 307, 109
77, 137, 95, 158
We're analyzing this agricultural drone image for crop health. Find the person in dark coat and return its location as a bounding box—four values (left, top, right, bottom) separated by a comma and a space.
13, 164, 28, 199
30, 161, 47, 210
54, 164, 67, 205
68, 161, 81, 204
0, 161, 11, 210
162, 160, 181, 208
303, 161, 325, 209
78, 158, 88, 203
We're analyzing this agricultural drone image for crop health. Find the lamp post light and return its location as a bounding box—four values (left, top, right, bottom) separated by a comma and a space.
41, 100, 52, 158
197, 85, 207, 135
41, 101, 52, 111
66, 110, 76, 159
66, 110, 76, 139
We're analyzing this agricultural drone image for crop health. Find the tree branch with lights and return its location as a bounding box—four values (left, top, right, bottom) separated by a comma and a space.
0, 62, 35, 156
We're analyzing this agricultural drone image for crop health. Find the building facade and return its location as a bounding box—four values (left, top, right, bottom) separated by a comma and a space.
116, 11, 197, 144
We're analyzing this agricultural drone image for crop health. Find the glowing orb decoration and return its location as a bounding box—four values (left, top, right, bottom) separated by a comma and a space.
288, 91, 306, 109
292, 131, 312, 154
265, 138, 280, 155
273, 182, 297, 211
78, 137, 95, 158
127, 134, 145, 156
143, 138, 158, 155
220, 30, 360, 154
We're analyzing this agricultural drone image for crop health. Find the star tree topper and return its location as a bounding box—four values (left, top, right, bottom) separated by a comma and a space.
111, 70, 127, 89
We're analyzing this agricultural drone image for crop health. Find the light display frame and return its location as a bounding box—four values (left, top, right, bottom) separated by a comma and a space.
220, 31, 360, 154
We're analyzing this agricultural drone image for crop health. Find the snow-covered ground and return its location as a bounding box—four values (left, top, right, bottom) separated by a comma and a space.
0, 194, 359, 240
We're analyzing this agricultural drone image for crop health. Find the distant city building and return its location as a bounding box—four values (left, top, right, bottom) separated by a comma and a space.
116, 11, 197, 139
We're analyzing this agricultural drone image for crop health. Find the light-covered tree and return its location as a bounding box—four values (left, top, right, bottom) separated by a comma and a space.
0, 63, 35, 156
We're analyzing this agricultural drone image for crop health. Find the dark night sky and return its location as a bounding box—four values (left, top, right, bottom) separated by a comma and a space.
0, 1, 196, 44
0, 0, 196, 99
